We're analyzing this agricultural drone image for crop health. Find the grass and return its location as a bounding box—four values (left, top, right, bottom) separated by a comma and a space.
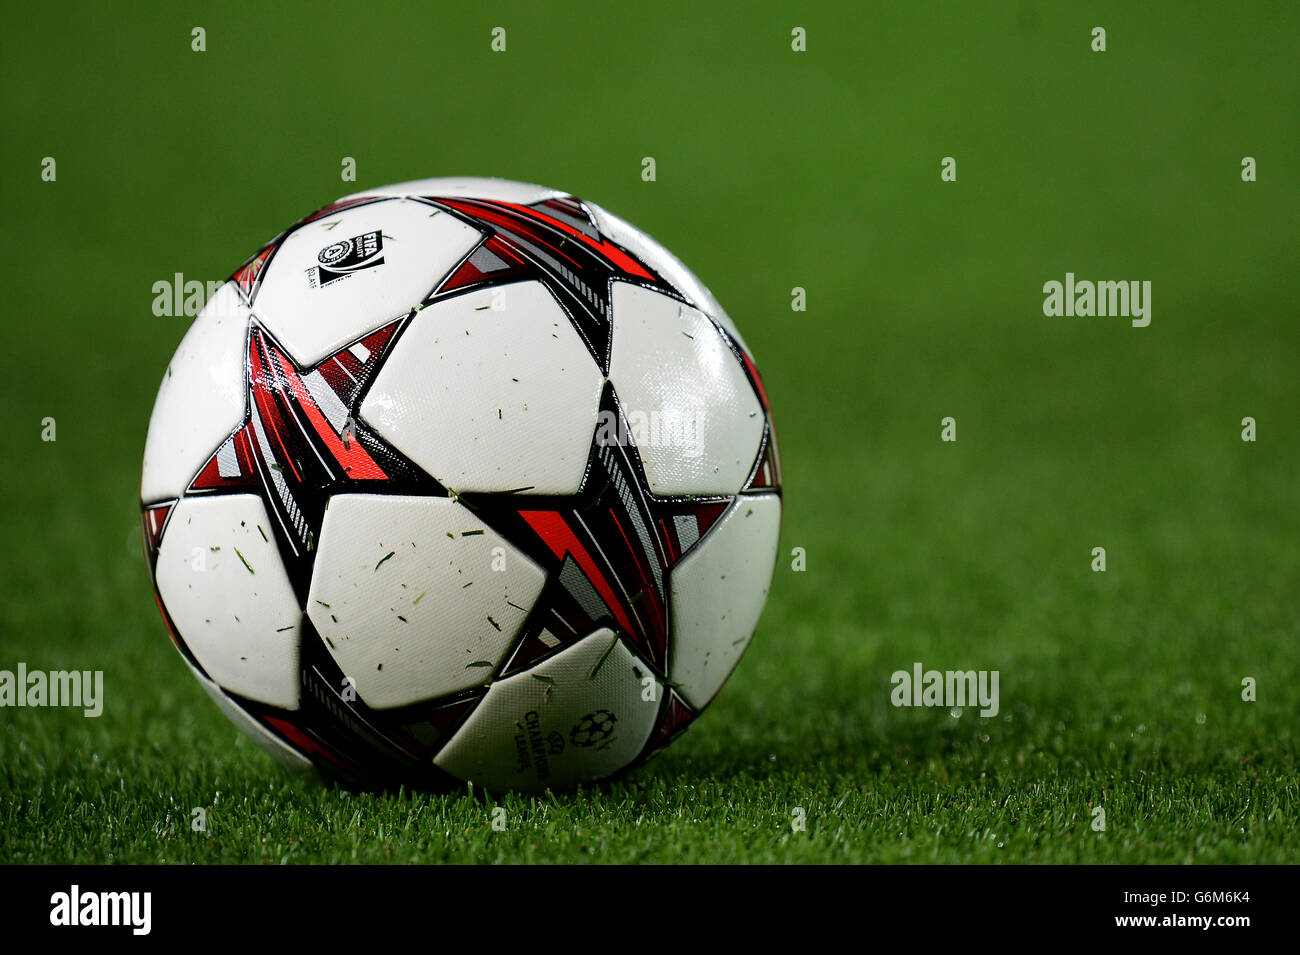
1, 0, 1298, 863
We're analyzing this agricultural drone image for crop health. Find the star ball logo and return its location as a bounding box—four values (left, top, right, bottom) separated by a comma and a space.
569, 710, 617, 747
308, 231, 384, 288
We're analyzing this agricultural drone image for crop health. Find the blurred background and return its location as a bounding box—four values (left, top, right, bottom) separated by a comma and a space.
1, 0, 1296, 862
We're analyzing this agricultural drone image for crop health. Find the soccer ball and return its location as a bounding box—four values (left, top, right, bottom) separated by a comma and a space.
140, 177, 782, 791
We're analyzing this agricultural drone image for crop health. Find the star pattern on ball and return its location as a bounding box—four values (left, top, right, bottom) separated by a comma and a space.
141, 188, 782, 788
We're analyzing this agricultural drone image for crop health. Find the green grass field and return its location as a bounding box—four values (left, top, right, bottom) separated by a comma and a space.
2, 1, 1297, 863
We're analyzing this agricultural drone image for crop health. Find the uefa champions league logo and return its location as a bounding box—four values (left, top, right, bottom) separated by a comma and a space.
569, 710, 617, 747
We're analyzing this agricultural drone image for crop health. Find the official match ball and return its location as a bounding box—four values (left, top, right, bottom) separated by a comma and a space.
140, 178, 782, 791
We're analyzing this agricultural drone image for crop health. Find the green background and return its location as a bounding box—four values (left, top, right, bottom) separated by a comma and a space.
2, 0, 1297, 862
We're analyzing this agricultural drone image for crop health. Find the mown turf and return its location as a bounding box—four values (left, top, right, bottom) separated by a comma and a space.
1, 1, 1297, 863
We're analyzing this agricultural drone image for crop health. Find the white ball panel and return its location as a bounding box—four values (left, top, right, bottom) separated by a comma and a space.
435, 629, 660, 791
586, 201, 749, 352
337, 177, 566, 205
360, 282, 604, 495
608, 283, 764, 496
141, 282, 248, 503
254, 197, 482, 366
668, 494, 781, 710
307, 494, 546, 709
155, 494, 301, 708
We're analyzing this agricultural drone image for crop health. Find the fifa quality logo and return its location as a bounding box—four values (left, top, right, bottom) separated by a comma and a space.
308, 230, 384, 288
